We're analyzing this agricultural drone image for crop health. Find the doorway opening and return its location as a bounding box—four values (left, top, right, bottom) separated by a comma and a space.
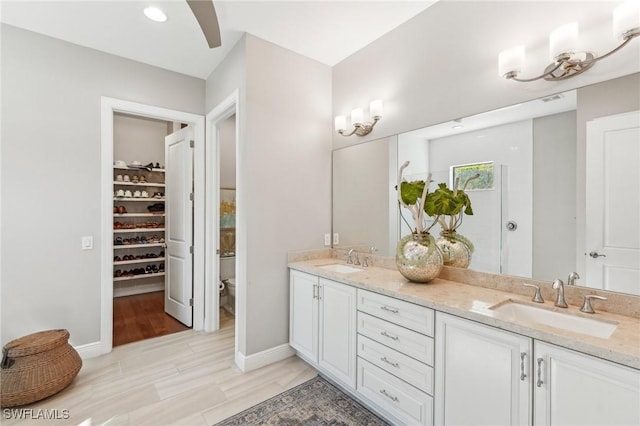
205, 90, 245, 369
100, 97, 206, 355
112, 113, 191, 346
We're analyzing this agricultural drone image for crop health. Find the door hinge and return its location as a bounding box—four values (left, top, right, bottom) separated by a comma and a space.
189, 192, 194, 201
190, 140, 195, 148
189, 298, 193, 307
189, 246, 194, 254
216, 249, 220, 255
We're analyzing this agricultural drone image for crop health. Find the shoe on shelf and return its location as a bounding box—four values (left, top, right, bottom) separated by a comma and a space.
123, 175, 130, 182
139, 176, 147, 183
124, 190, 133, 198
117, 206, 127, 214
116, 175, 123, 182
141, 190, 149, 198
131, 175, 139, 184
133, 190, 142, 198
116, 189, 125, 197
154, 162, 161, 169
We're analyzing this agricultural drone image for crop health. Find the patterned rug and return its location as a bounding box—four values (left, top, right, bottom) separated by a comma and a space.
215, 375, 390, 425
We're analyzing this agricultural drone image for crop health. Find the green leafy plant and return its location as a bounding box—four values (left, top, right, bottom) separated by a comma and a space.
425, 175, 479, 233
397, 161, 437, 235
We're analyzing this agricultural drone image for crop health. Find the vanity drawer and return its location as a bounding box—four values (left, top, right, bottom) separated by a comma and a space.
358, 334, 434, 395
357, 289, 434, 336
358, 358, 433, 426
358, 312, 434, 365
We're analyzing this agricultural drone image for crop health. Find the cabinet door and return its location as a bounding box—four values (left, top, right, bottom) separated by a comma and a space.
289, 271, 318, 363
319, 278, 357, 389
435, 312, 532, 426
534, 341, 640, 426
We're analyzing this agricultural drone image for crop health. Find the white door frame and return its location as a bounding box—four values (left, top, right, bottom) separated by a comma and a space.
100, 96, 205, 354
205, 90, 246, 368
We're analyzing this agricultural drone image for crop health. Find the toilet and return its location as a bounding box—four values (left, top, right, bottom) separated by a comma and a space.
220, 256, 236, 314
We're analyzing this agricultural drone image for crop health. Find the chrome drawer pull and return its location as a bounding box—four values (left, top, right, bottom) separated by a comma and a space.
520, 352, 527, 381
379, 389, 399, 402
536, 357, 544, 388
380, 331, 399, 341
380, 305, 399, 314
381, 357, 399, 368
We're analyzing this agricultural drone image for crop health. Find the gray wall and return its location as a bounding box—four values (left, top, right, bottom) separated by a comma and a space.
205, 34, 332, 356
332, 1, 639, 150
575, 73, 640, 278
243, 35, 332, 355
532, 111, 577, 281
1, 24, 205, 346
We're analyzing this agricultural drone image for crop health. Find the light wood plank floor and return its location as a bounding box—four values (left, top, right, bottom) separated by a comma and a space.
4, 310, 317, 426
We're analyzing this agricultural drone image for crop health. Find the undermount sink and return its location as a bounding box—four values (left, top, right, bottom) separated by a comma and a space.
490, 300, 618, 339
317, 263, 363, 274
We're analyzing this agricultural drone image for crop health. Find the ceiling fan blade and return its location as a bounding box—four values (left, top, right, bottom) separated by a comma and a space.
186, 0, 221, 48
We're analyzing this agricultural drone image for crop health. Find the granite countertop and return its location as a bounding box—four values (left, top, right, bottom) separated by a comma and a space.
289, 258, 640, 370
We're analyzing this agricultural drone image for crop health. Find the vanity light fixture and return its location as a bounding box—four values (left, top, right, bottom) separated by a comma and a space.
335, 100, 383, 137
498, 0, 639, 82
144, 6, 168, 23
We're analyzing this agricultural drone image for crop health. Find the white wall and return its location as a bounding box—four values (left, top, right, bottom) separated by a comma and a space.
426, 121, 533, 276
1, 24, 205, 346
332, 1, 640, 150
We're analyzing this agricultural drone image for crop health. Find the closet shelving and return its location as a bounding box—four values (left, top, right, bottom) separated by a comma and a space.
113, 165, 166, 288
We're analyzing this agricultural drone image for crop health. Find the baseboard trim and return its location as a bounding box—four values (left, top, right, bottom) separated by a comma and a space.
74, 341, 105, 360
235, 343, 295, 372
113, 283, 164, 298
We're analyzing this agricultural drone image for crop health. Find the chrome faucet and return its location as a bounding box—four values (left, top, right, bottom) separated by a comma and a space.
567, 272, 580, 286
347, 249, 360, 265
552, 279, 568, 308
347, 249, 354, 264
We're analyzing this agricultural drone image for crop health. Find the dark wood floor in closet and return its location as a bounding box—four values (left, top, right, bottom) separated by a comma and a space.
113, 291, 190, 347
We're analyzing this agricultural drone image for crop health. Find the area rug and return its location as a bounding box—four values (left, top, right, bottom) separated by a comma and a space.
215, 375, 390, 425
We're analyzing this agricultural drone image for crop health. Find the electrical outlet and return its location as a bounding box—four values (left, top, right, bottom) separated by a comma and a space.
82, 236, 93, 250
324, 233, 331, 246
333, 233, 339, 245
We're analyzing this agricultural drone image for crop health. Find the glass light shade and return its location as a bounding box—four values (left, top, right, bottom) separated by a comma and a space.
144, 6, 167, 22
334, 115, 347, 132
351, 108, 364, 126
549, 22, 579, 61
369, 100, 383, 118
498, 46, 525, 78
613, 1, 640, 39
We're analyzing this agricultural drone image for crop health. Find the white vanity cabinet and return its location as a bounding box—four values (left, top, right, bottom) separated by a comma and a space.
534, 341, 640, 426
357, 289, 435, 426
435, 312, 640, 426
289, 270, 357, 389
435, 312, 532, 426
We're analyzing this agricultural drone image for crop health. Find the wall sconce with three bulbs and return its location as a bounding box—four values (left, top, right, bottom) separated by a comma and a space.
335, 100, 383, 137
498, 0, 639, 82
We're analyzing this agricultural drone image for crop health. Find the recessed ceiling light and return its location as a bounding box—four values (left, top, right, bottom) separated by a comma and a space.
144, 6, 167, 23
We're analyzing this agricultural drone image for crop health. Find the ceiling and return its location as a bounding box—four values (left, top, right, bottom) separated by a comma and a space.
0, 0, 438, 79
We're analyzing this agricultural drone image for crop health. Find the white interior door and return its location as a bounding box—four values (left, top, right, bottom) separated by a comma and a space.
165, 126, 194, 326
585, 110, 640, 295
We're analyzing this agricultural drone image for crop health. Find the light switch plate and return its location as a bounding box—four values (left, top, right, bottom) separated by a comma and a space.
333, 233, 339, 245
82, 236, 93, 250
324, 233, 331, 246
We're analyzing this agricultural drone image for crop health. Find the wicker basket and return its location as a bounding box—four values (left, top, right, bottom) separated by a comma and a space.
1, 329, 82, 408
